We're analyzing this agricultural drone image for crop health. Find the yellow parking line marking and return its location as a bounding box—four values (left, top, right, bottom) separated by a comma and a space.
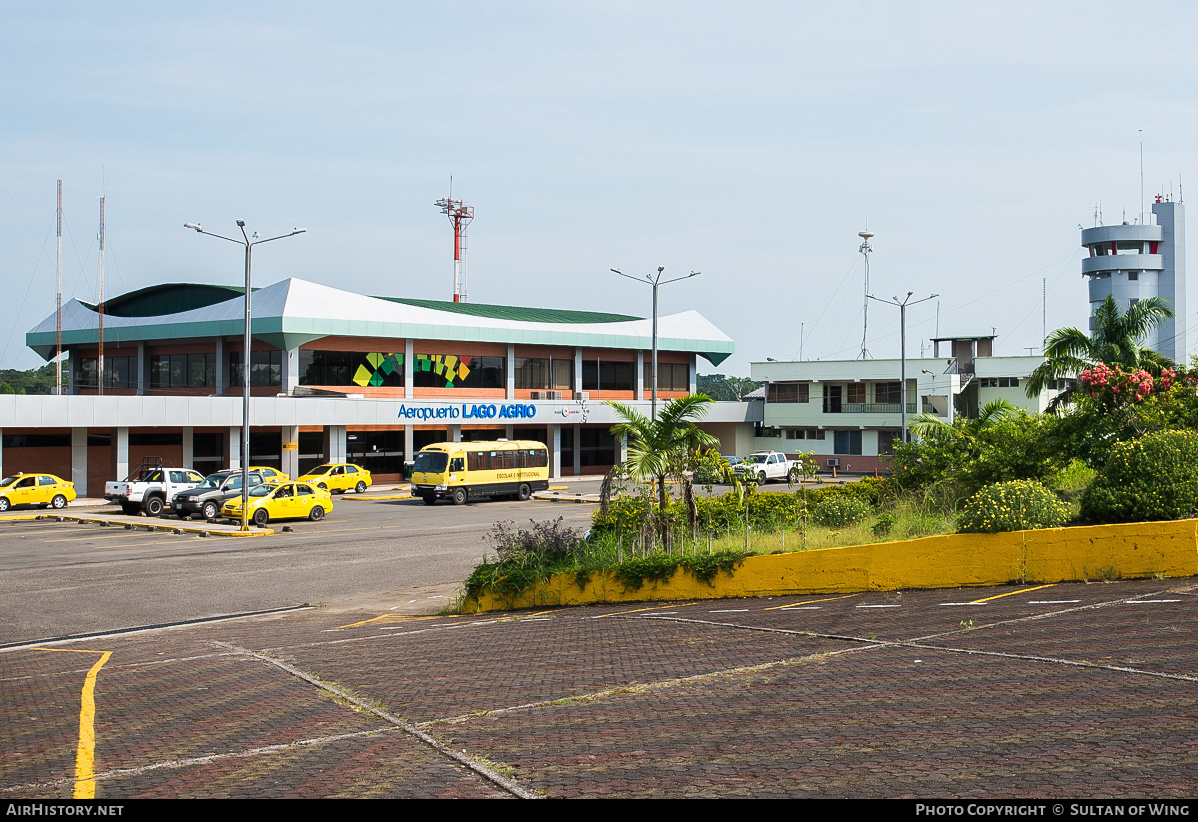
765, 593, 858, 611
968, 584, 1056, 604
591, 602, 698, 619
33, 648, 112, 799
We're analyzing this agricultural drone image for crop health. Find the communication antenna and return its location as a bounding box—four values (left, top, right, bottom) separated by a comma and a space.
434, 194, 475, 303
858, 231, 873, 359
97, 196, 105, 396
1140, 128, 1145, 225
56, 180, 62, 395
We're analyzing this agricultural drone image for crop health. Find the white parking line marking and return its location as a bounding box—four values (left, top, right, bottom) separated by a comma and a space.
710, 609, 748, 613
1126, 599, 1181, 604
785, 606, 821, 610
940, 603, 986, 606
1029, 600, 1080, 604
856, 605, 901, 608
645, 612, 678, 616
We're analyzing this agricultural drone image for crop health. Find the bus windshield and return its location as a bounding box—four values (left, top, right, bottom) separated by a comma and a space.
413, 452, 448, 474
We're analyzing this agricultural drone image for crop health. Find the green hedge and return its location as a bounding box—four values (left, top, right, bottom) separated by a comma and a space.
591, 478, 889, 540
1080, 430, 1198, 523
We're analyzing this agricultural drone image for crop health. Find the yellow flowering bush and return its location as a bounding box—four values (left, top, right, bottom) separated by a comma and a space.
1080, 429, 1198, 523
957, 480, 1070, 534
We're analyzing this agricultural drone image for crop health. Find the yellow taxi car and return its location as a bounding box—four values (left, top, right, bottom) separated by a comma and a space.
248, 466, 291, 483
221, 481, 332, 527
296, 463, 372, 494
0, 473, 77, 512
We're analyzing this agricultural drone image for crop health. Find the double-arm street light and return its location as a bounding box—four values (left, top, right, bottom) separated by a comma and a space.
867, 290, 938, 442
611, 267, 700, 420
184, 220, 306, 530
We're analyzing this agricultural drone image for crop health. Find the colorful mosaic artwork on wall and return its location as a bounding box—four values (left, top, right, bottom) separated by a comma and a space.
352, 353, 403, 387
416, 354, 473, 387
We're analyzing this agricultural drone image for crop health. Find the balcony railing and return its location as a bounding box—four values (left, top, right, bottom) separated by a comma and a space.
828, 403, 937, 414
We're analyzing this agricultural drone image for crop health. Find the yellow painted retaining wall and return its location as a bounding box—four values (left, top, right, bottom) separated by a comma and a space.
463, 520, 1198, 613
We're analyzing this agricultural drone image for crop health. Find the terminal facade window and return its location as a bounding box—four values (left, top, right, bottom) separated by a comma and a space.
514, 357, 573, 391
582, 359, 635, 392
80, 356, 137, 389
300, 351, 404, 387
229, 350, 282, 387
150, 353, 215, 388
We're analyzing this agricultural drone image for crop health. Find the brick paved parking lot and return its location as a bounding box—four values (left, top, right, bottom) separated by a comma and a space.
2, 578, 1196, 798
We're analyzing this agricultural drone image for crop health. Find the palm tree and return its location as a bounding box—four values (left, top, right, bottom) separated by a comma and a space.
1025, 294, 1175, 410
906, 398, 1018, 441
603, 393, 720, 550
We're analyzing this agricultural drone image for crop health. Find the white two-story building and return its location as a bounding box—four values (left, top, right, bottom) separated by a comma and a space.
748, 334, 1066, 474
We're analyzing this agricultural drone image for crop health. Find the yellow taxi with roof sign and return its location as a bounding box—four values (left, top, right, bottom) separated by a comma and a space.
0, 473, 77, 512
221, 481, 332, 527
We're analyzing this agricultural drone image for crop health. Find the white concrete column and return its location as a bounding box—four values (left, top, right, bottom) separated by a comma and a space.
573, 423, 582, 475
227, 426, 242, 470
635, 351, 644, 400
0, 428, 4, 477
551, 423, 561, 479
137, 342, 146, 396
280, 425, 299, 479
112, 427, 129, 484
404, 424, 414, 465
215, 338, 225, 396
282, 348, 300, 395
506, 344, 515, 400
574, 347, 583, 396
404, 339, 414, 399
619, 432, 627, 463
324, 425, 347, 463
689, 354, 698, 394
182, 427, 194, 469
505, 424, 514, 439
71, 428, 87, 491
448, 424, 461, 443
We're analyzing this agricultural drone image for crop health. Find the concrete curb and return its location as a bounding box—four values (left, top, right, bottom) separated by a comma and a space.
533, 491, 600, 504
3, 512, 274, 537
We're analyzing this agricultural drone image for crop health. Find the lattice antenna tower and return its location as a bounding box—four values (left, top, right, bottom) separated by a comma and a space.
434, 195, 475, 303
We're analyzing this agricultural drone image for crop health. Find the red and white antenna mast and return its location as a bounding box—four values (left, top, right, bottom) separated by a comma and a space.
434, 195, 474, 302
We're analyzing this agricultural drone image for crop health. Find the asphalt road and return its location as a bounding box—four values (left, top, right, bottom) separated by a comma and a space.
0, 488, 597, 645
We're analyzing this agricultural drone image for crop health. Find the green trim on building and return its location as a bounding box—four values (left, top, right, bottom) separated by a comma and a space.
79, 283, 251, 317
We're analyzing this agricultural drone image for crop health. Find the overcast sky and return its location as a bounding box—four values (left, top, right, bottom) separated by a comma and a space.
2, 1, 1196, 375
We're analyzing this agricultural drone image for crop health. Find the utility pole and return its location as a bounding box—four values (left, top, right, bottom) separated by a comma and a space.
868, 291, 938, 442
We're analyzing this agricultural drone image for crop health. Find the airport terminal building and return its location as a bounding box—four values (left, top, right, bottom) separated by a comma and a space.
10, 278, 759, 496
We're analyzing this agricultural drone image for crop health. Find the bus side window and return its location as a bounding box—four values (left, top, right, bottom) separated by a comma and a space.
450, 457, 464, 472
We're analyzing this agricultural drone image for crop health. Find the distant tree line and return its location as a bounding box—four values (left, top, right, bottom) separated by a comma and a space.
0, 362, 60, 395
696, 373, 760, 402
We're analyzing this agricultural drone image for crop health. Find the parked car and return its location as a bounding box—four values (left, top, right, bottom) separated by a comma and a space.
248, 466, 291, 483
0, 473, 77, 512
297, 463, 372, 494
222, 481, 333, 526
173, 470, 267, 521
733, 451, 793, 485
693, 455, 744, 485
105, 463, 205, 516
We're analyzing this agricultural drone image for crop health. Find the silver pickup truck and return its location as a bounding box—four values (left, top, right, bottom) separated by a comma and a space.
105, 462, 205, 517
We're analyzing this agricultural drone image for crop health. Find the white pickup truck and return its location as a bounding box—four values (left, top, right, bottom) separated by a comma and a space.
733, 451, 793, 485
105, 461, 205, 517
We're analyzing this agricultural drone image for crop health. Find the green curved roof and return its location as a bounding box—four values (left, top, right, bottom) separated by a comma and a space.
80, 283, 249, 317
374, 296, 641, 324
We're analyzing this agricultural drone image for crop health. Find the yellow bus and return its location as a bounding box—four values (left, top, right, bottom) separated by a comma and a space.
411, 439, 550, 505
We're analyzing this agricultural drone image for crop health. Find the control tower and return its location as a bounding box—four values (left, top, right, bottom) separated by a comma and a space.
1080, 198, 1186, 362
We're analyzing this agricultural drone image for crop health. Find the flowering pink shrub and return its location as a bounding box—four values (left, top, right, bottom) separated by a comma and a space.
1079, 364, 1176, 407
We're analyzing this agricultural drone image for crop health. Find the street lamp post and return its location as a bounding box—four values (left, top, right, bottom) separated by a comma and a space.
184, 221, 306, 530
611, 267, 700, 420
867, 291, 938, 442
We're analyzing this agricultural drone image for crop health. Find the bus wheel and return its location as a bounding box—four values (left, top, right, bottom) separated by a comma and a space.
422, 495, 437, 506
518, 484, 531, 501
451, 488, 467, 506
